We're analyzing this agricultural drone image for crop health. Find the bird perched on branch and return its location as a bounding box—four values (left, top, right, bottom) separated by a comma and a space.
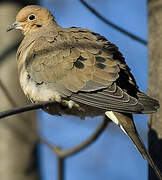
7, 5, 162, 179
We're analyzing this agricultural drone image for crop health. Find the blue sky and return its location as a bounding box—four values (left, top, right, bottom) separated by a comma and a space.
39, 0, 148, 180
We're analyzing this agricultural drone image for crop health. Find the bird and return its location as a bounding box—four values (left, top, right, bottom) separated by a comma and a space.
7, 5, 162, 179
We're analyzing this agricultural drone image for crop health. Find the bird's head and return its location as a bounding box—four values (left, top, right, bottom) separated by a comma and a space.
7, 5, 55, 35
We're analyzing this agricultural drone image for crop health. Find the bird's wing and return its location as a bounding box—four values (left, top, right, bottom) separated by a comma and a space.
24, 28, 147, 113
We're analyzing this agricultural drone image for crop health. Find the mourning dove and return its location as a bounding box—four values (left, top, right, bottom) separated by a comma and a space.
7, 5, 162, 179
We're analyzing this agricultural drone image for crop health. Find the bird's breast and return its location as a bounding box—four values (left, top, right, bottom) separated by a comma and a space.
19, 67, 61, 103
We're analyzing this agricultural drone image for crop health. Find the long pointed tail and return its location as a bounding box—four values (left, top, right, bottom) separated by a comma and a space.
105, 111, 162, 180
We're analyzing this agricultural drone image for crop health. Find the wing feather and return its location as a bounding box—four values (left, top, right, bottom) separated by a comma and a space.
23, 27, 157, 113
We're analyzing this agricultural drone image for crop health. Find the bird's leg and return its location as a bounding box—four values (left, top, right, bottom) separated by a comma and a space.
61, 100, 84, 112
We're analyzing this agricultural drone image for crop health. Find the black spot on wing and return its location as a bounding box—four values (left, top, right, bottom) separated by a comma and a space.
96, 56, 106, 63
95, 63, 106, 69
77, 56, 87, 61
74, 59, 84, 69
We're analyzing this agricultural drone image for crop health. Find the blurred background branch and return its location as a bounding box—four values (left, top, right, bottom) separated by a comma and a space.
148, 0, 162, 179
0, 0, 151, 180
0, 1, 39, 180
0, 87, 108, 180
79, 0, 147, 45
0, 41, 20, 64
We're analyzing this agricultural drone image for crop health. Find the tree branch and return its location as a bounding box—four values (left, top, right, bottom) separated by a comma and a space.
39, 116, 108, 158
0, 81, 108, 158
79, 0, 147, 45
0, 101, 58, 119
0, 77, 108, 180
57, 157, 64, 180
38, 116, 108, 180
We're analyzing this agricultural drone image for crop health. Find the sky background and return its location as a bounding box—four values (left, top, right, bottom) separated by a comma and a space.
38, 0, 148, 180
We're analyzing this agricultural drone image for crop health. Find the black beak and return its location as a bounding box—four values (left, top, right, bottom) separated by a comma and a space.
7, 22, 19, 32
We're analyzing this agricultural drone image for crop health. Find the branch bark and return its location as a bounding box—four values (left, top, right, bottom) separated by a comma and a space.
148, 0, 162, 179
0, 102, 108, 180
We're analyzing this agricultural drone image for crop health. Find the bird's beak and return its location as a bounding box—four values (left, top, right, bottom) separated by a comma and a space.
7, 21, 21, 32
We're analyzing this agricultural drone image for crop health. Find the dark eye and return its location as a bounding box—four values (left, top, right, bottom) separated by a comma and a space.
28, 14, 36, 21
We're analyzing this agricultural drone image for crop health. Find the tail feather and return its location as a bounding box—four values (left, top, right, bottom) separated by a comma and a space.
105, 111, 162, 180
137, 92, 160, 113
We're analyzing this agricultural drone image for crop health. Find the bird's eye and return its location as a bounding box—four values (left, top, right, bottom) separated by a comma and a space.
28, 14, 36, 21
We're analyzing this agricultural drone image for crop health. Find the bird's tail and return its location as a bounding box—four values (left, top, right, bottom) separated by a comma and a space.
105, 111, 162, 180
137, 92, 160, 113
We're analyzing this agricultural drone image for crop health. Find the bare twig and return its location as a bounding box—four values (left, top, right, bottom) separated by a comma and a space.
38, 117, 108, 158
79, 0, 147, 45
0, 100, 108, 156
0, 101, 57, 119
58, 157, 64, 180
34, 116, 108, 180
0, 93, 108, 180
0, 81, 108, 157
0, 78, 108, 180
59, 116, 108, 157
0, 80, 64, 180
